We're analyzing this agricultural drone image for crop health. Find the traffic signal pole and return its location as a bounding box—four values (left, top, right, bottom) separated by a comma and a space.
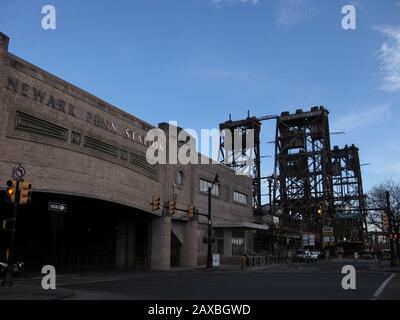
2, 179, 20, 286
207, 186, 212, 268
386, 191, 399, 267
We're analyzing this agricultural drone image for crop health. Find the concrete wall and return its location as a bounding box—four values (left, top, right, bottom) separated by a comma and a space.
0, 32, 261, 270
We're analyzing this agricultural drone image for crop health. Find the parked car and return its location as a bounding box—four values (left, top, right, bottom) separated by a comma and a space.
294, 249, 319, 262
294, 249, 306, 262
0, 257, 24, 276
306, 251, 319, 262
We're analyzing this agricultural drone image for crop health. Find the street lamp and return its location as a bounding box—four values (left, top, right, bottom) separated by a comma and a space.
207, 174, 219, 268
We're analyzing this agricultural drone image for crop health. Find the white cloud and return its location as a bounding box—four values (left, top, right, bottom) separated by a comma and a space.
331, 104, 392, 133
275, 0, 319, 30
376, 26, 400, 92
211, 0, 258, 8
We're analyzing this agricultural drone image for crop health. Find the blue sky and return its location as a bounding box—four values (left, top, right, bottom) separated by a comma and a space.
1, 0, 399, 197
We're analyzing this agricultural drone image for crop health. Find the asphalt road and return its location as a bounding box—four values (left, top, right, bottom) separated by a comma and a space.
10, 260, 400, 300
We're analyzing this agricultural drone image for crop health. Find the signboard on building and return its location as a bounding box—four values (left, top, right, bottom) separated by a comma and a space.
303, 233, 315, 247
322, 226, 334, 237
323, 236, 335, 244
212, 254, 220, 267
335, 205, 360, 219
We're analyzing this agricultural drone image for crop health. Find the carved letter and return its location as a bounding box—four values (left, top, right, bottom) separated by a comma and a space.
47, 96, 56, 109
21, 82, 30, 97
68, 104, 76, 117
87, 111, 93, 123
33, 87, 46, 103
58, 99, 66, 113
47, 95, 56, 109
6, 77, 18, 92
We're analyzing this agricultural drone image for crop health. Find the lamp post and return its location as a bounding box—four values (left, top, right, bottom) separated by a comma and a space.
207, 174, 219, 269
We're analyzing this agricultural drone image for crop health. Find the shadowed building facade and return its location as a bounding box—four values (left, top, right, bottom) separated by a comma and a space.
0, 32, 267, 271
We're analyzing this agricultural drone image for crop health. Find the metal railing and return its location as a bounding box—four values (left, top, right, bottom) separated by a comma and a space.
241, 254, 295, 268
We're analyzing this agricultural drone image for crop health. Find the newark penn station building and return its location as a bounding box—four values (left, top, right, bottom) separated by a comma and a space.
0, 32, 268, 271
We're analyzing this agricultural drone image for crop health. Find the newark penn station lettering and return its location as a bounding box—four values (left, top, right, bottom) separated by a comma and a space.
0, 32, 266, 272
5, 75, 148, 147
6, 76, 77, 117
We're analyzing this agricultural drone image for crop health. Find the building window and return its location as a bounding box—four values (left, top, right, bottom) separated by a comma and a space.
214, 230, 224, 255
231, 231, 245, 256
176, 169, 184, 188
217, 239, 224, 255
200, 178, 220, 197
233, 191, 247, 205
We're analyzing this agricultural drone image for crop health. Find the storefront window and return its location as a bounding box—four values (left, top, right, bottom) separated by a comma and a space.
231, 231, 245, 256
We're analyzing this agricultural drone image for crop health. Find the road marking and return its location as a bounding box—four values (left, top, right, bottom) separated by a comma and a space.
371, 273, 396, 300
58, 277, 132, 286
57, 274, 151, 286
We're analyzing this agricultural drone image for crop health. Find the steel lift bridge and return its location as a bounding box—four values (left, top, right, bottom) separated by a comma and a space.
219, 106, 368, 251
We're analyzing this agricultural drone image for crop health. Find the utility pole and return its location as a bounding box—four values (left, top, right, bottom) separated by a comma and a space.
206, 174, 219, 269
386, 191, 399, 267
2, 179, 20, 286
207, 186, 212, 268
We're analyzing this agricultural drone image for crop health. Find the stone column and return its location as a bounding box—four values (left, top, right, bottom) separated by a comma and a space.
150, 216, 171, 271
181, 220, 199, 267
115, 221, 137, 270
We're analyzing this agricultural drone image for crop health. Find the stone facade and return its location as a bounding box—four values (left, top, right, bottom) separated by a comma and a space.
0, 32, 266, 271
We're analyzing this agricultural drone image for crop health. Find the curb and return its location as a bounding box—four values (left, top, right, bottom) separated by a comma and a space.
0, 284, 75, 300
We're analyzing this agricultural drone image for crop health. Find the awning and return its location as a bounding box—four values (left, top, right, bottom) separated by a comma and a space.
213, 222, 269, 231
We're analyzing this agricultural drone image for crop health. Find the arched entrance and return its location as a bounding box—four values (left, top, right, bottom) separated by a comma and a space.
0, 191, 153, 271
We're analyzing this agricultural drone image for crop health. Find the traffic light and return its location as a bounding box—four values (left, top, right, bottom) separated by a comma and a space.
151, 195, 161, 211
167, 200, 176, 216
317, 207, 323, 216
188, 205, 195, 220
19, 181, 32, 205
5, 179, 17, 203
382, 213, 389, 232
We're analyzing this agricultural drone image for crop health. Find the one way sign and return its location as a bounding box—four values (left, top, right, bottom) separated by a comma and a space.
48, 202, 67, 213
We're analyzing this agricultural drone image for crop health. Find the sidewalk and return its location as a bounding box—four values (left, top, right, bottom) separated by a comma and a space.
0, 281, 74, 300
171, 262, 302, 273
370, 260, 400, 273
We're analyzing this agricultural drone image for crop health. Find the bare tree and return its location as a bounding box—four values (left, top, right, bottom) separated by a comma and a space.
366, 179, 400, 265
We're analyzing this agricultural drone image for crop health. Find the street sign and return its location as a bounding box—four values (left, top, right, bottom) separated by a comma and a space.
13, 164, 26, 179
322, 226, 334, 237
48, 202, 67, 213
323, 236, 335, 244
303, 233, 316, 247
212, 254, 220, 267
